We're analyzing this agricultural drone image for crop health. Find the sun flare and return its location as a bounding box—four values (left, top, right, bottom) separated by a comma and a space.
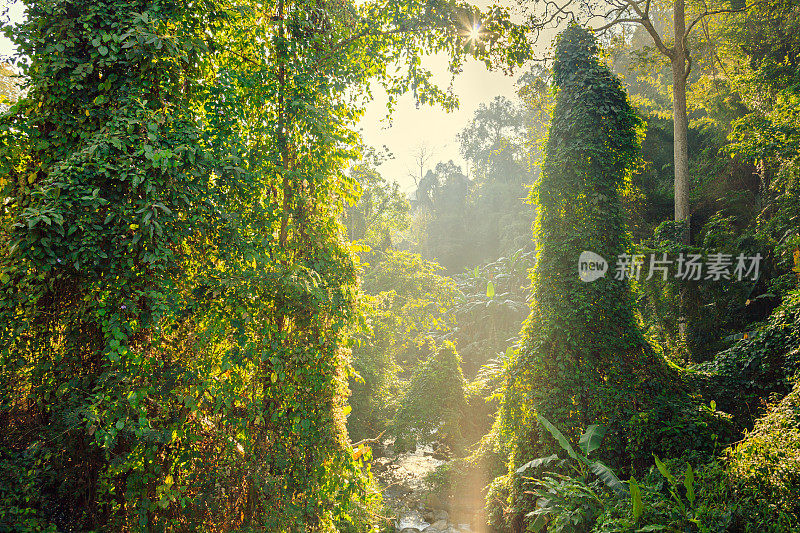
469, 23, 480, 41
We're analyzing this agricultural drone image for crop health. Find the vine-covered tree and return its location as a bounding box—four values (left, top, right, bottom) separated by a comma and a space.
495, 25, 718, 531
0, 0, 530, 530
0, 1, 225, 529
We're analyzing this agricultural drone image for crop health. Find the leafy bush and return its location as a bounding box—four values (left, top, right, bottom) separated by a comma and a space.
592, 458, 734, 533
348, 251, 457, 441
449, 250, 533, 377
0, 443, 57, 533
725, 379, 800, 531
393, 342, 468, 451
485, 472, 516, 533
632, 217, 774, 363
499, 415, 734, 533
518, 415, 627, 533
699, 288, 800, 425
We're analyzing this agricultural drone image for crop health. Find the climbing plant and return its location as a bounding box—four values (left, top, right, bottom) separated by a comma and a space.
494, 25, 719, 532
394, 341, 468, 451
0, 0, 531, 530
0, 0, 227, 530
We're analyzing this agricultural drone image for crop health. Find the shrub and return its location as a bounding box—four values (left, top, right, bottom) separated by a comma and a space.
393, 342, 468, 451
725, 379, 800, 531
699, 288, 800, 426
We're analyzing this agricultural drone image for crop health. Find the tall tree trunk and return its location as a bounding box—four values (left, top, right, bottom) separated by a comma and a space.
672, 0, 691, 345
672, 0, 691, 245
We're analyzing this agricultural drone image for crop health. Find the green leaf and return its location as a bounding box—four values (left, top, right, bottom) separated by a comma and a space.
684, 464, 695, 505
535, 412, 579, 461
578, 424, 606, 456
636, 526, 666, 532
516, 454, 559, 474
653, 455, 675, 485
528, 513, 548, 533
589, 460, 628, 495
630, 476, 643, 521
486, 280, 495, 298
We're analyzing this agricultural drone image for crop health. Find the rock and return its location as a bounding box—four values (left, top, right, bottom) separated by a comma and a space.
433, 509, 448, 522
422, 508, 449, 526
424, 493, 445, 509
423, 519, 448, 532
372, 457, 394, 472
398, 529, 422, 533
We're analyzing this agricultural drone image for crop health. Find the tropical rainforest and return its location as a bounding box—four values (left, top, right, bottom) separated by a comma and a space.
0, 0, 799, 531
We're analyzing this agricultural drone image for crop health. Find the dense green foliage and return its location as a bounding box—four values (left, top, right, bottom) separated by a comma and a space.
453, 249, 533, 377
487, 26, 721, 532
393, 341, 468, 450
725, 379, 800, 531
1, 0, 800, 529
347, 250, 457, 441
0, 0, 530, 530
1, 1, 233, 529
700, 288, 800, 425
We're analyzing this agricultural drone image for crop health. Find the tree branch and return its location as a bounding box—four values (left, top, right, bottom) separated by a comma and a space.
685, 0, 768, 38
591, 1, 673, 60
351, 430, 385, 448
593, 16, 645, 32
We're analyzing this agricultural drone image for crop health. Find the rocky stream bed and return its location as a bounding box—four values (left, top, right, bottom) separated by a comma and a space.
370, 440, 484, 533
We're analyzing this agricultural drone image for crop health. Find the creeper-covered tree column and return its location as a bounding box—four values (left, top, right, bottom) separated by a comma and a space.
499, 26, 715, 529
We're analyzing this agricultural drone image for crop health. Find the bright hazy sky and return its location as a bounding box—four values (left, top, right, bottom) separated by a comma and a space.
360, 57, 523, 193
0, 0, 541, 193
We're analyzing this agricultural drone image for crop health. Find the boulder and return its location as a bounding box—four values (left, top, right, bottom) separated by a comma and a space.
423, 519, 448, 532
372, 457, 394, 472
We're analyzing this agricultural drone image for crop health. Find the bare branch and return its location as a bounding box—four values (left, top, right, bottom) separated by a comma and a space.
685, 0, 768, 38
640, 17, 673, 58
539, 0, 579, 27
623, 0, 648, 19
588, 0, 673, 59
593, 17, 644, 31
351, 430, 386, 448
